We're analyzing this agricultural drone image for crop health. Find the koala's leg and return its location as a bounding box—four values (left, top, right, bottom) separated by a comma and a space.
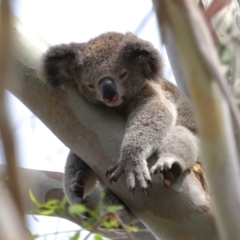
150, 126, 199, 186
63, 151, 98, 205
100, 188, 136, 229
106, 101, 175, 195
64, 152, 136, 229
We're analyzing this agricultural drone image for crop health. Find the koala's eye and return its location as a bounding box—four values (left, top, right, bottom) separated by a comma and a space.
119, 70, 128, 80
86, 83, 95, 89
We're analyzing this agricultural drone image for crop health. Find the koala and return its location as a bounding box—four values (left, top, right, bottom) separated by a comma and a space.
41, 32, 199, 222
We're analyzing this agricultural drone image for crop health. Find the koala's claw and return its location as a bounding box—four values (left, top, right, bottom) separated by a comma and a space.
150, 157, 183, 187
106, 164, 119, 178
106, 163, 124, 184
142, 188, 149, 198
107, 162, 151, 195
129, 187, 135, 197
126, 169, 151, 195
150, 157, 174, 175
109, 176, 119, 185
147, 179, 152, 187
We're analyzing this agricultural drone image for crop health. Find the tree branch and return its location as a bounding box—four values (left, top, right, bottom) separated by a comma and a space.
7, 17, 218, 239
153, 0, 240, 239
0, 0, 25, 218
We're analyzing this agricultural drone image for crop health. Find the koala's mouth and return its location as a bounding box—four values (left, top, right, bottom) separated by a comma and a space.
103, 94, 118, 104
104, 96, 124, 107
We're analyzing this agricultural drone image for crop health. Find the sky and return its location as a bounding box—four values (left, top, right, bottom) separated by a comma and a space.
1, 0, 174, 239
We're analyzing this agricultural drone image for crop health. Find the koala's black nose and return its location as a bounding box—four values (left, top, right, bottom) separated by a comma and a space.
99, 78, 118, 103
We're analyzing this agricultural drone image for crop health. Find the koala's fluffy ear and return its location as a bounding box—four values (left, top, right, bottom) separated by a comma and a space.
41, 43, 83, 87
120, 33, 163, 79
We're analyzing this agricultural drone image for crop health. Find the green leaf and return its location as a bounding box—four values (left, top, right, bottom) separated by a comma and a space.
69, 204, 88, 215
126, 225, 139, 232
82, 220, 91, 228
102, 219, 120, 228
44, 199, 59, 205
106, 205, 123, 212
40, 200, 61, 210
93, 235, 103, 240
39, 209, 55, 215
87, 209, 97, 218
70, 231, 80, 240
29, 190, 40, 207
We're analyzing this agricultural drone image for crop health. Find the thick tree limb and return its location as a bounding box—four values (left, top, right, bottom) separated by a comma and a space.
0, 0, 25, 218
0, 1, 31, 239
153, 0, 240, 239
7, 17, 218, 240
0, 190, 30, 240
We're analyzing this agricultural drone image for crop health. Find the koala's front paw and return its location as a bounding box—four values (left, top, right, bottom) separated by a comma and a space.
70, 171, 87, 199
150, 157, 183, 187
106, 162, 152, 196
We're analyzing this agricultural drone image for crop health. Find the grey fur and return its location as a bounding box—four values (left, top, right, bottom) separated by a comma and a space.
42, 32, 199, 223
64, 152, 136, 225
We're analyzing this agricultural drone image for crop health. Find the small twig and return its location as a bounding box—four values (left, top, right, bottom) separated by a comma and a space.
82, 213, 110, 240
205, 0, 231, 22
35, 229, 82, 239
114, 214, 134, 240
54, 217, 61, 240
82, 232, 92, 240
134, 8, 154, 35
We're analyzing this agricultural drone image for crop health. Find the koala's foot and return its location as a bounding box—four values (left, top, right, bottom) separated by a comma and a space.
70, 171, 88, 199
106, 162, 152, 196
150, 156, 183, 187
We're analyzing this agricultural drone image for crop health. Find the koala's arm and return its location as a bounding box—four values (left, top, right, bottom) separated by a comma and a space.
63, 151, 98, 205
150, 126, 199, 186
107, 85, 176, 193
107, 81, 198, 192
149, 81, 199, 186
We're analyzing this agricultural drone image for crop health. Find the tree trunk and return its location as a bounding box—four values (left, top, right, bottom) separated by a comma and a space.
153, 0, 240, 239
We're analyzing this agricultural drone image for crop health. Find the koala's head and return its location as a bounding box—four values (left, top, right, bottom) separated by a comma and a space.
41, 32, 162, 107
